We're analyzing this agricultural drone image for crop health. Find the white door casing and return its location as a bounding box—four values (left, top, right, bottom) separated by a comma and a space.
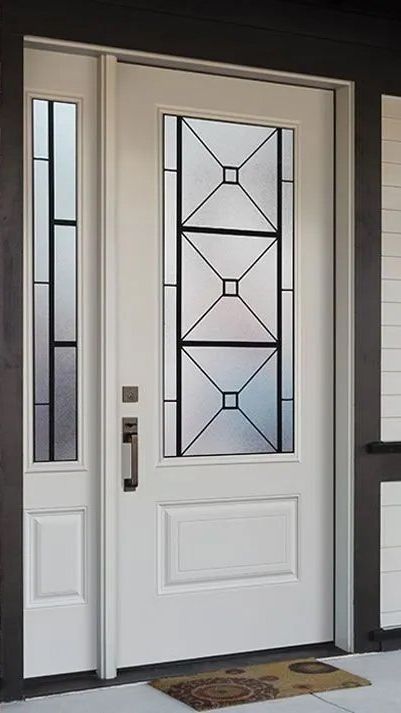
116, 63, 334, 667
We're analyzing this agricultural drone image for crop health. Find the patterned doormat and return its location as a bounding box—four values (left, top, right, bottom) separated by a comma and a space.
150, 658, 370, 710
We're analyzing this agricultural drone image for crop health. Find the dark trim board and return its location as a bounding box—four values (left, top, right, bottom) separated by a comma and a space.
367, 441, 401, 453
0, 0, 399, 702
23, 643, 344, 700
0, 15, 24, 703
371, 627, 401, 641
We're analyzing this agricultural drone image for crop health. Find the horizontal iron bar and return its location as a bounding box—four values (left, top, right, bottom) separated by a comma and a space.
53, 341, 77, 348
182, 226, 279, 238
182, 341, 278, 348
53, 219, 77, 227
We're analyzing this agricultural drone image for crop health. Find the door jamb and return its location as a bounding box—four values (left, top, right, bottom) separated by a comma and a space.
25, 37, 355, 679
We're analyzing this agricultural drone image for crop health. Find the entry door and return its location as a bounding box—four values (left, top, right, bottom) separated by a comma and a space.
116, 63, 333, 668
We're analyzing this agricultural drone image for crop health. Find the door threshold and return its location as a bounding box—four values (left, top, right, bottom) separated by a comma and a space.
23, 642, 345, 700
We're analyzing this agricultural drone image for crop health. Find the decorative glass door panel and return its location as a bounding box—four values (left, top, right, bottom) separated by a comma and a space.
163, 115, 294, 457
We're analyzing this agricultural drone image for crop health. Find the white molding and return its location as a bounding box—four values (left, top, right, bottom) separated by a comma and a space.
24, 36, 350, 90
334, 83, 355, 652
98, 54, 119, 680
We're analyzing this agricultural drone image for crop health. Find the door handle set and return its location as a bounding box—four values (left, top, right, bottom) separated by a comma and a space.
122, 417, 138, 491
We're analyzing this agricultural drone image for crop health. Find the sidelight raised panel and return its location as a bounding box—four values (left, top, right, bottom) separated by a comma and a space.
25, 508, 86, 608
158, 497, 298, 593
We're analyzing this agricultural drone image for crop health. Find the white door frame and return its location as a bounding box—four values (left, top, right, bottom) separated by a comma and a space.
25, 36, 355, 679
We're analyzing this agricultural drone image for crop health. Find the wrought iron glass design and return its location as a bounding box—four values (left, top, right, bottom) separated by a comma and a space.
162, 115, 294, 457
32, 99, 78, 462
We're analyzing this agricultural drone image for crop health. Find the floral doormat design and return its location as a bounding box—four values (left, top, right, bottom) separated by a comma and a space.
150, 658, 370, 710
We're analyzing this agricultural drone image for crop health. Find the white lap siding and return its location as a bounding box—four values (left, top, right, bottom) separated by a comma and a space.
382, 97, 401, 441
381, 99, 401, 629
381, 483, 401, 628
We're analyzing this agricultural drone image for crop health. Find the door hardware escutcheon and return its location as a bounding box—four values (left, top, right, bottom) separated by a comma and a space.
122, 385, 139, 403
122, 417, 138, 491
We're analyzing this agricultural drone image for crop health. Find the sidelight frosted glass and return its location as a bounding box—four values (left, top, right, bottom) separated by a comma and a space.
54, 347, 77, 461
33, 160, 49, 282
34, 284, 49, 404
163, 114, 295, 456
33, 99, 49, 159
54, 102, 76, 221
34, 405, 50, 462
32, 98, 78, 463
54, 226, 76, 342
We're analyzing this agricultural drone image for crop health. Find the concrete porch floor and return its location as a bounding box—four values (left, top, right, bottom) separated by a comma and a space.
4, 651, 401, 712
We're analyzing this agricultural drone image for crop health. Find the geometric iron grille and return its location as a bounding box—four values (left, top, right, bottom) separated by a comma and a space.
32, 98, 78, 462
163, 114, 294, 457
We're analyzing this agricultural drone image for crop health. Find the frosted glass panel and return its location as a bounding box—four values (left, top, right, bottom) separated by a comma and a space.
164, 286, 176, 400
163, 114, 294, 456
54, 102, 76, 221
33, 160, 49, 282
34, 284, 49, 404
33, 99, 49, 159
282, 129, 293, 181
32, 98, 78, 462
282, 182, 294, 290
164, 402, 177, 457
54, 347, 77, 461
55, 226, 76, 342
34, 405, 50, 462
164, 171, 177, 284
164, 115, 177, 170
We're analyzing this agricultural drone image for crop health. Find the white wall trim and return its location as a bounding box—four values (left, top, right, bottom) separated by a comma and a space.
98, 54, 119, 679
25, 36, 350, 91
334, 84, 355, 652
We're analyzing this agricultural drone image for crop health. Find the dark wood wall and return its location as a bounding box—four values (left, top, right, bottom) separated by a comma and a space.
1, 0, 400, 701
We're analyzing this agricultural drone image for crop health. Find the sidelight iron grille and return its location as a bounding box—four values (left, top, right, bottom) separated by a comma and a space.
162, 114, 294, 457
32, 98, 78, 462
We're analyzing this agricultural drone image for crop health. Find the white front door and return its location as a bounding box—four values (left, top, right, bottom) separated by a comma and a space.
116, 63, 334, 667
